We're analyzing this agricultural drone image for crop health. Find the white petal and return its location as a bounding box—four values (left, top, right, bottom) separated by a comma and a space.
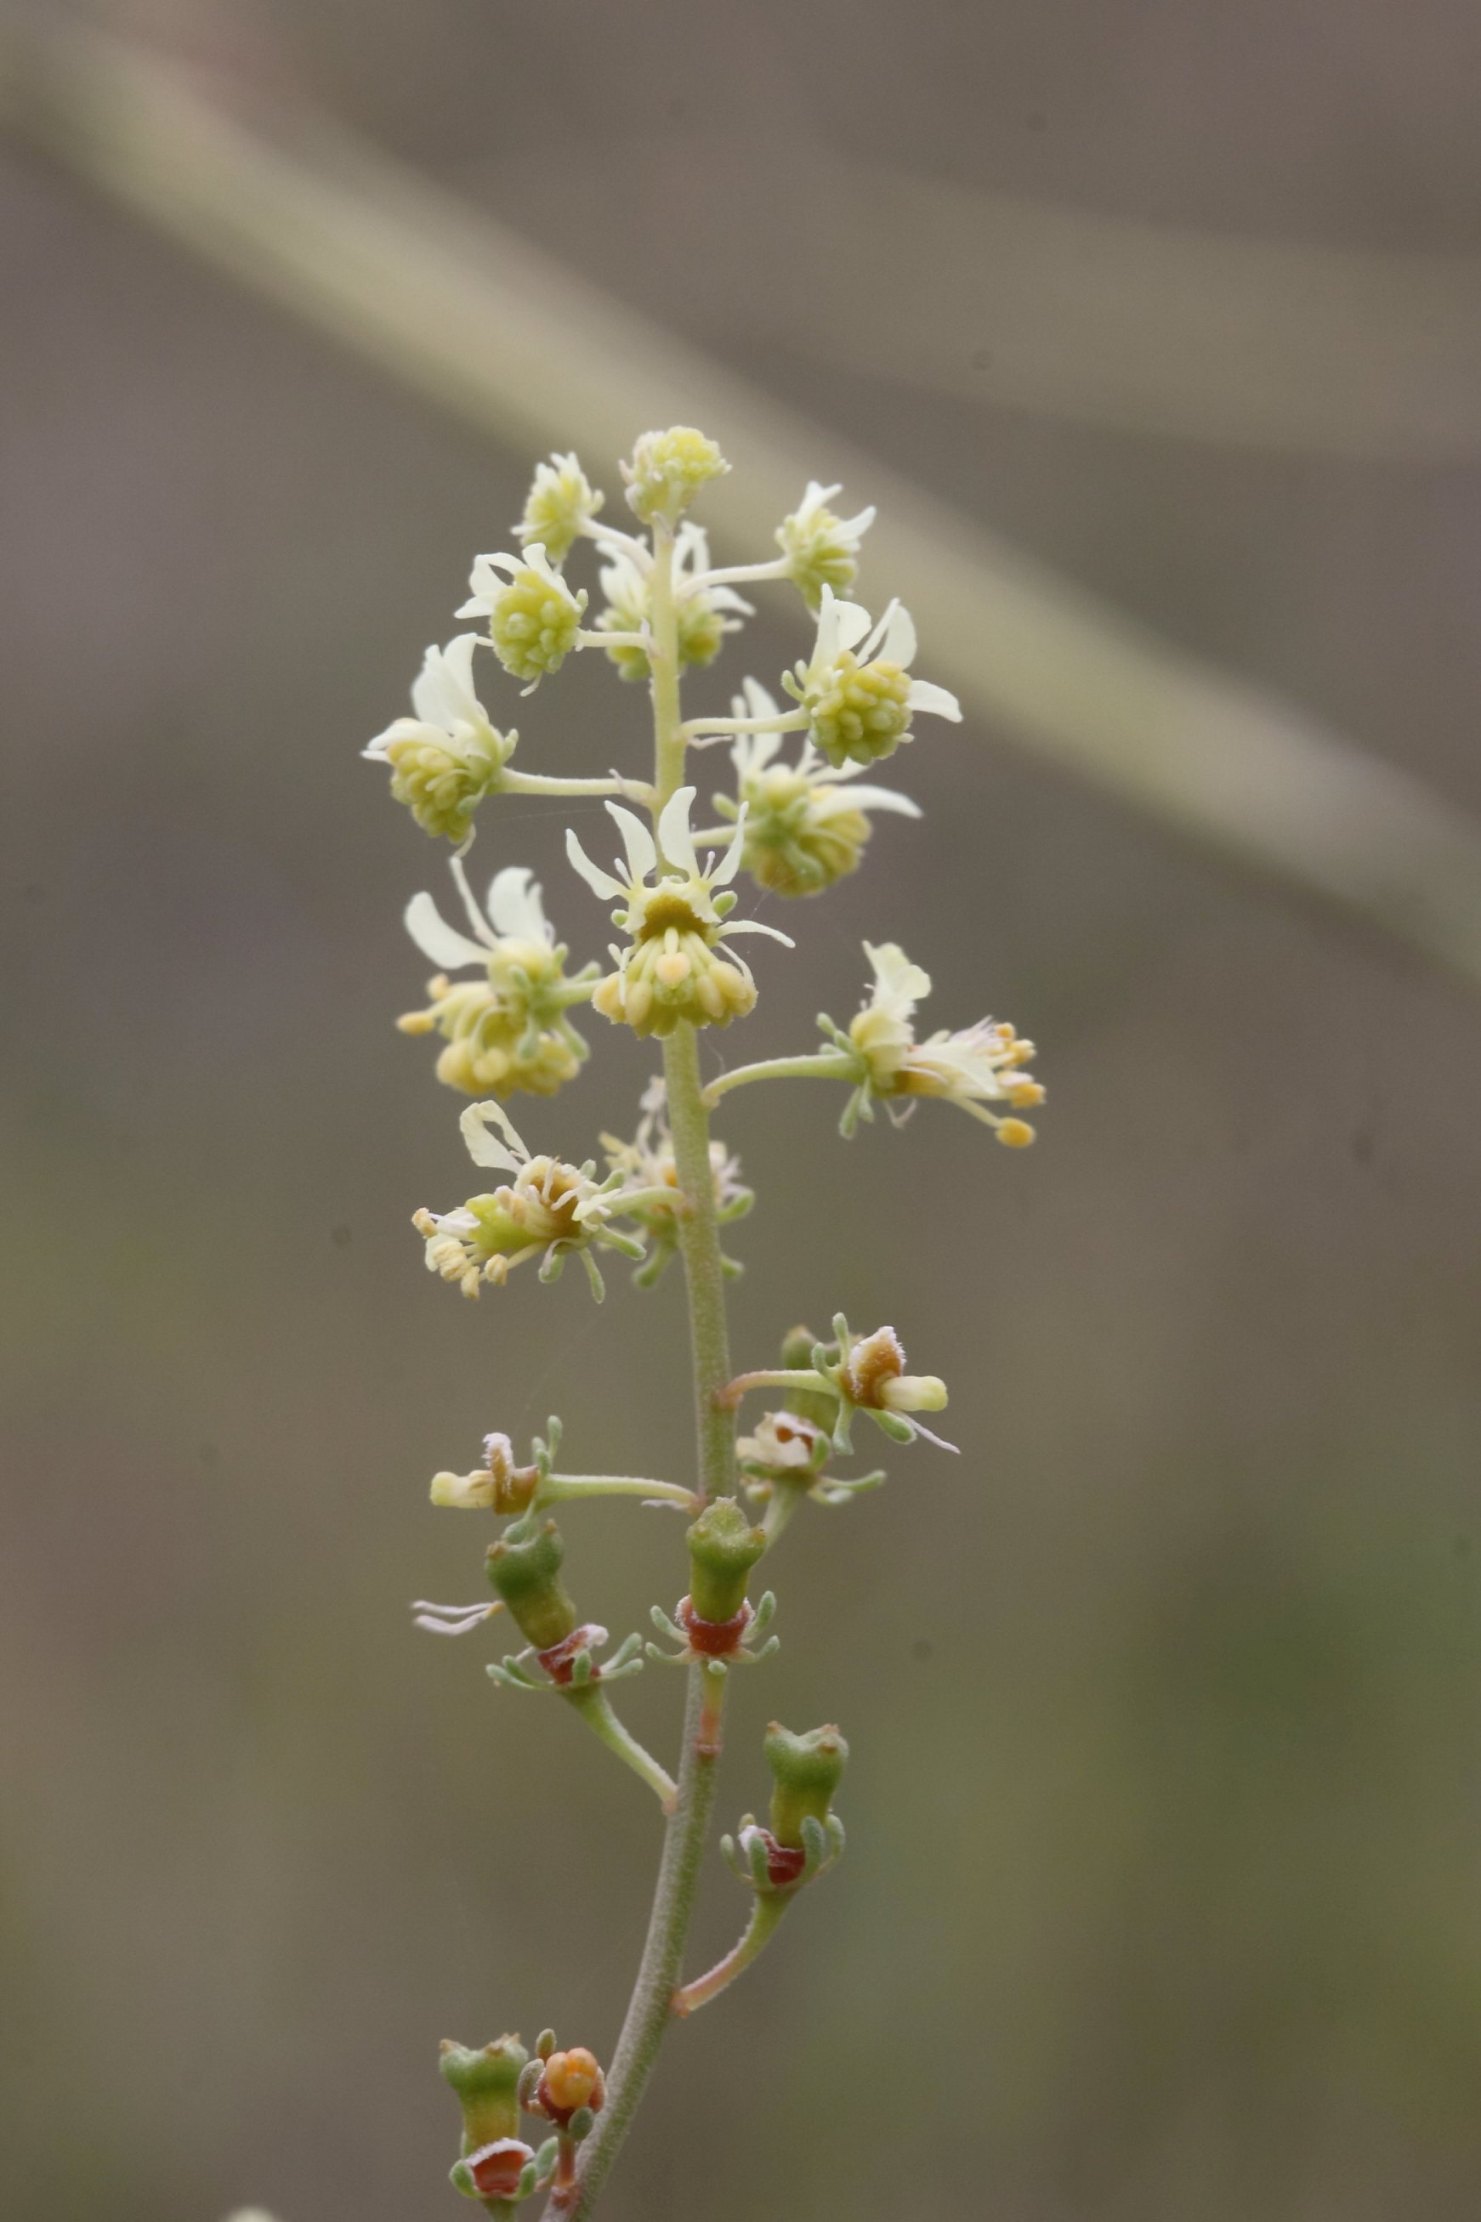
709, 802, 747, 887
363, 714, 423, 761
448, 853, 496, 946
657, 787, 699, 878
403, 891, 490, 972
487, 865, 549, 942
829, 594, 874, 655
408, 643, 453, 731
864, 940, 931, 1013
722, 917, 795, 946
607, 802, 657, 885
565, 827, 624, 903
829, 784, 922, 818
906, 678, 962, 723
460, 1100, 528, 1171
740, 677, 782, 721
878, 603, 918, 669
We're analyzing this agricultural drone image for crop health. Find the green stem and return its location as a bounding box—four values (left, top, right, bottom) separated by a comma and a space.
672, 1892, 789, 2016
704, 1050, 856, 1105
722, 1367, 839, 1406
542, 1474, 698, 1509
562, 1688, 679, 1811
500, 768, 634, 800
539, 510, 741, 2222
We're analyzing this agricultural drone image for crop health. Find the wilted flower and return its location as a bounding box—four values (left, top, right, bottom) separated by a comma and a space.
412, 1101, 644, 1300
567, 788, 791, 1037
817, 1317, 954, 1452
596, 523, 749, 682
775, 480, 876, 610
717, 679, 920, 896
516, 450, 604, 564
831, 942, 1043, 1143
362, 635, 515, 840
429, 1431, 539, 1515
782, 587, 960, 767
396, 864, 596, 1099
458, 544, 587, 689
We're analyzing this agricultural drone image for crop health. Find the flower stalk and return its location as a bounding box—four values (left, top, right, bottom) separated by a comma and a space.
361, 426, 1042, 2221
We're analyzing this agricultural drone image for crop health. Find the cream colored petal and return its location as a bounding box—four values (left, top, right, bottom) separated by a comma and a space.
460, 1099, 528, 1171
403, 891, 489, 972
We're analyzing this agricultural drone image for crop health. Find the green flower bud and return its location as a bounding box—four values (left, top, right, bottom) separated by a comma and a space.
775, 481, 875, 612
806, 652, 912, 768
459, 547, 587, 687
487, 1518, 577, 1651
623, 425, 729, 525
380, 726, 510, 841
737, 766, 871, 897
440, 2034, 529, 2151
686, 1498, 767, 1625
765, 1722, 848, 1850
517, 452, 603, 565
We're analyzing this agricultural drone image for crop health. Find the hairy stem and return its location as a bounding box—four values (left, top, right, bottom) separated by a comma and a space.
672, 1892, 789, 2016
541, 515, 739, 2220
562, 1687, 679, 1811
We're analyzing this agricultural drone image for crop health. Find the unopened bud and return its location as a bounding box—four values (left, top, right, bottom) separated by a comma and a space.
765, 1723, 848, 1850
623, 426, 729, 525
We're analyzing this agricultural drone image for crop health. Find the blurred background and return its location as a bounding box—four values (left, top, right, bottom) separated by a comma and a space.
4, 4, 1481, 2218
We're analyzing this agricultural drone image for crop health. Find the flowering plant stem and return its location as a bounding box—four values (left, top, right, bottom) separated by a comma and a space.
539, 513, 740, 2221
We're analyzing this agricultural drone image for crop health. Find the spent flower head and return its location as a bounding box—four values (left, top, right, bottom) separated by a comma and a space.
782, 587, 961, 768
567, 788, 792, 1037
363, 634, 515, 840
397, 863, 596, 1098
459, 544, 588, 690
826, 941, 1044, 1143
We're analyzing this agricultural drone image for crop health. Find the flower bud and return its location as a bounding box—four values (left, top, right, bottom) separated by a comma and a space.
380, 725, 510, 841
685, 1498, 767, 1626
807, 654, 912, 768
440, 2034, 529, 2152
764, 1723, 848, 1850
487, 1518, 577, 1651
623, 426, 729, 524
775, 481, 875, 611
517, 452, 603, 565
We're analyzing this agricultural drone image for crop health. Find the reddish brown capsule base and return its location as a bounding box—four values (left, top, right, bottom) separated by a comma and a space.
466, 2138, 534, 2199
536, 1624, 609, 1686
747, 1825, 807, 1888
677, 1596, 753, 1658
